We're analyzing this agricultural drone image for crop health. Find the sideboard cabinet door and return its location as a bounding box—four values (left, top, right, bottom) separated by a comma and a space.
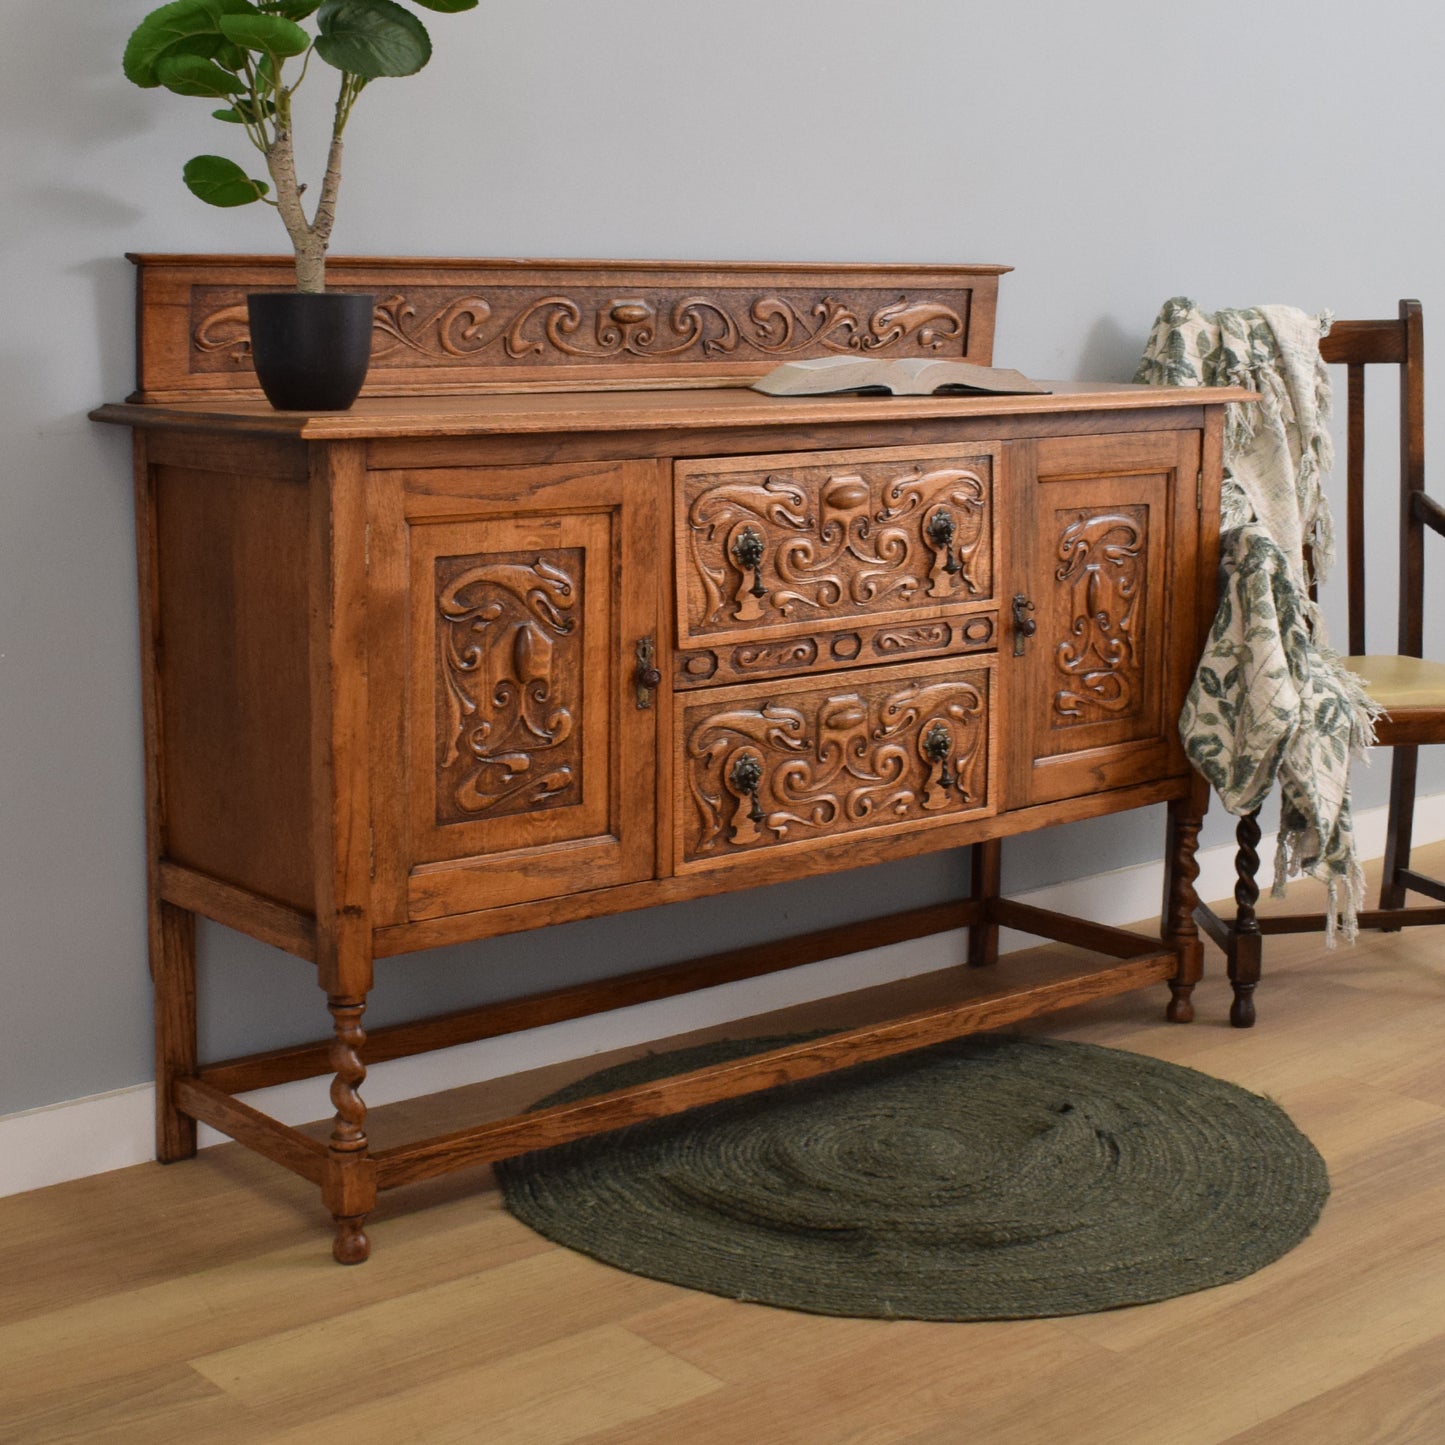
1007, 429, 1202, 808
369, 459, 662, 922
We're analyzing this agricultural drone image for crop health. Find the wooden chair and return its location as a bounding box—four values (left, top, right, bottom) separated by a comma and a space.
1196, 300, 1445, 1026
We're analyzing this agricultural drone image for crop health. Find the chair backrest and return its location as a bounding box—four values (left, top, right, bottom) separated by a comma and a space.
1317, 299, 1425, 656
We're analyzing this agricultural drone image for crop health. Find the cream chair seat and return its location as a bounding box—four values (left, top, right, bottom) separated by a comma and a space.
1347, 655, 1445, 712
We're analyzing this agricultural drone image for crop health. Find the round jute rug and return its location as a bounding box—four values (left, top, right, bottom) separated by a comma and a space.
496, 1034, 1329, 1320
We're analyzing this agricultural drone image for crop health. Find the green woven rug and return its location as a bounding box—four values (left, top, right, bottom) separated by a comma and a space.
497, 1034, 1329, 1320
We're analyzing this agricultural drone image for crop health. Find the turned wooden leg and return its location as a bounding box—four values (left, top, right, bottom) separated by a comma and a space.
1379, 747, 1419, 920
1225, 811, 1264, 1028
152, 899, 199, 1162
967, 839, 1002, 968
1162, 786, 1207, 1023
324, 994, 375, 1264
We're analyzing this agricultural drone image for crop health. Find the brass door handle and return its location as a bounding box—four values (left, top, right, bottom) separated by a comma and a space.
635, 636, 662, 709
1011, 594, 1036, 656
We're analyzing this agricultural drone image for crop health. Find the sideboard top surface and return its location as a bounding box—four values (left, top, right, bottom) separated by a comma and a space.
93, 379, 1254, 442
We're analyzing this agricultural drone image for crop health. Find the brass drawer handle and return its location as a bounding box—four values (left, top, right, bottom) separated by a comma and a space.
731, 526, 767, 600
925, 507, 962, 577
922, 721, 956, 792
728, 751, 765, 824
727, 750, 767, 844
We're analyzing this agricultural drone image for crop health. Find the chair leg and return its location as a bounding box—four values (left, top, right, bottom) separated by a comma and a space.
1379, 746, 1420, 920
1228, 811, 1264, 1028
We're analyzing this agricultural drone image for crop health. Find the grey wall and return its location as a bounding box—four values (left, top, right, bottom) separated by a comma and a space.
4, 1, 1443, 1115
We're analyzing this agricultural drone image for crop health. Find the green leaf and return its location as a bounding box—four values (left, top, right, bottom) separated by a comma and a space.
406, 0, 478, 11
156, 53, 247, 96
315, 0, 431, 78
124, 0, 262, 87
182, 154, 270, 206
260, 0, 322, 15
219, 13, 311, 54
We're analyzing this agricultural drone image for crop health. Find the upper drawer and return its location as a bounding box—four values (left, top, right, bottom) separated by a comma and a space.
674, 443, 1000, 653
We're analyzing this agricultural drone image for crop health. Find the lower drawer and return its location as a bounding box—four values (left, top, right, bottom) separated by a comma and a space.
674, 655, 996, 872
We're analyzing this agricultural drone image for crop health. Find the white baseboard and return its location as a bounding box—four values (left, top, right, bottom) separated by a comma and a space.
6, 790, 1443, 1199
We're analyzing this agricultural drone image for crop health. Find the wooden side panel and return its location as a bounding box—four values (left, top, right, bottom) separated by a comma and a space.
368, 459, 661, 922
674, 655, 996, 874
153, 452, 315, 912
1009, 430, 1200, 807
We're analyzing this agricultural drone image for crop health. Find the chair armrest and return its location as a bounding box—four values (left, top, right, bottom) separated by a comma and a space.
1412, 490, 1445, 538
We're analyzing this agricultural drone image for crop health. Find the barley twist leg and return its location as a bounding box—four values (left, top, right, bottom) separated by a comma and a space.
327, 994, 372, 1264
1163, 791, 1206, 1023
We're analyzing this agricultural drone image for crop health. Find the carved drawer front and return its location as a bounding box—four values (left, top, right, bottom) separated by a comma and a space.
675, 443, 1000, 680
675, 655, 995, 872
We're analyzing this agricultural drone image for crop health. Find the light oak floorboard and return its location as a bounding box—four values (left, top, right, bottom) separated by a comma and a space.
2, 840, 1444, 1444
253, 1325, 723, 1445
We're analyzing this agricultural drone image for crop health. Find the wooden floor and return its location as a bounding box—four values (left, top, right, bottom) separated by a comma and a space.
5, 843, 1445, 1444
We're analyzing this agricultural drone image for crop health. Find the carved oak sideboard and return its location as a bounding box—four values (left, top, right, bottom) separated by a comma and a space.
94, 257, 1243, 1263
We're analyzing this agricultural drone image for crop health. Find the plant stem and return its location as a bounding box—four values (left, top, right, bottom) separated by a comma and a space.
262, 69, 355, 294
265, 126, 323, 290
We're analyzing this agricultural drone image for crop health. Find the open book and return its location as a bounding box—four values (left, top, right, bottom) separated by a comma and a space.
751, 355, 1050, 397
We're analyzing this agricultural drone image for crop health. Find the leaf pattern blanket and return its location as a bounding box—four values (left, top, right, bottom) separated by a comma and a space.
1135, 298, 1379, 941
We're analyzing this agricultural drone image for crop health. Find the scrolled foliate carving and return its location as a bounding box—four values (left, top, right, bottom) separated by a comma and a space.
434, 549, 584, 823
682, 671, 989, 861
188, 284, 974, 375
873, 622, 954, 657
374, 294, 494, 358
683, 458, 992, 637
730, 637, 820, 674
1049, 508, 1146, 725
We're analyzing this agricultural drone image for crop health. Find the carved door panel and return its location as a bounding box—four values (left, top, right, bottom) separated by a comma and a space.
369, 460, 660, 922
674, 655, 996, 874
675, 444, 1000, 687
1008, 430, 1202, 807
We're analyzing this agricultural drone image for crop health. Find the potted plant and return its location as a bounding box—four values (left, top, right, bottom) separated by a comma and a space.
123, 0, 479, 410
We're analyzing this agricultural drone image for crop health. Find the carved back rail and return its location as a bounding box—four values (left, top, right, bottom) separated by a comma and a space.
127, 254, 1009, 402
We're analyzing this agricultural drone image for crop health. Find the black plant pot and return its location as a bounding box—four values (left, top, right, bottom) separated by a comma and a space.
247, 291, 375, 412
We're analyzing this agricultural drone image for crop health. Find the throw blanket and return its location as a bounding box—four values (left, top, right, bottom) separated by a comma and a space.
1135, 298, 1378, 941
